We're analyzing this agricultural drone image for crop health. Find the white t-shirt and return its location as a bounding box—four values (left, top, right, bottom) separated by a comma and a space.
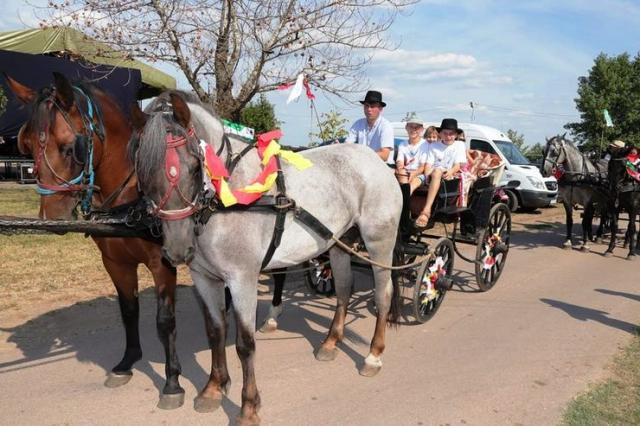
345, 116, 395, 164
396, 139, 428, 171
426, 140, 467, 170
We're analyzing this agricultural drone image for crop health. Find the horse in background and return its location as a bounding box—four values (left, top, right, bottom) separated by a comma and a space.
605, 146, 640, 258
129, 91, 402, 424
541, 134, 608, 251
4, 72, 188, 409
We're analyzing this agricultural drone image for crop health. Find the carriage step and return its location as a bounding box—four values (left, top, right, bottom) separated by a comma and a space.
401, 242, 429, 256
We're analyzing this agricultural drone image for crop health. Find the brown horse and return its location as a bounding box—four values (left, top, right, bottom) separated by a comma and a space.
5, 72, 187, 409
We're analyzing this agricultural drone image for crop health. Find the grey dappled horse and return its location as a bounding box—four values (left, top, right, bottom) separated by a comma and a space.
542, 135, 608, 251
129, 91, 402, 425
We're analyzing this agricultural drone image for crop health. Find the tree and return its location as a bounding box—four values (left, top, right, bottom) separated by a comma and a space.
239, 94, 280, 134
565, 52, 640, 152
524, 143, 544, 163
506, 128, 526, 151
310, 109, 348, 146
42, 0, 416, 121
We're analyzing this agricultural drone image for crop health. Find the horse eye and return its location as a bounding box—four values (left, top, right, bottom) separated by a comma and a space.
59, 144, 73, 157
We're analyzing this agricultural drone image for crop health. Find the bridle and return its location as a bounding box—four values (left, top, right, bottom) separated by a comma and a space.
542, 137, 567, 179
145, 126, 206, 221
27, 85, 104, 215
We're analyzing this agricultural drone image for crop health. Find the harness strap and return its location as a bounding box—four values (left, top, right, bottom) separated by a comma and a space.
260, 156, 289, 270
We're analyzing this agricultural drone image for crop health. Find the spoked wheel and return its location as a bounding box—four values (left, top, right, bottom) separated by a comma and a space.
304, 257, 335, 296
475, 203, 511, 291
413, 237, 455, 323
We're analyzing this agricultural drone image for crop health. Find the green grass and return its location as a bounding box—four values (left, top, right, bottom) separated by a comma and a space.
562, 331, 640, 426
0, 186, 40, 216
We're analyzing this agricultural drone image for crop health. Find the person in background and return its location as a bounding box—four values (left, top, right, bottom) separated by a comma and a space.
424, 126, 439, 144
345, 90, 395, 164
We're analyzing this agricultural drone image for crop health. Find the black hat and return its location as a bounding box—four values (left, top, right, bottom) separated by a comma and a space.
437, 118, 461, 133
359, 90, 387, 107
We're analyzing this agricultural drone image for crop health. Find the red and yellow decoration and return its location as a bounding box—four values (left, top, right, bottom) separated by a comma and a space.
202, 130, 312, 207
626, 152, 640, 182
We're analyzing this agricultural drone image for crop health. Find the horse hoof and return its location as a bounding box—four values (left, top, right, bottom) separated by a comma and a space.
258, 318, 278, 333
580, 246, 590, 252
236, 413, 261, 426
603, 251, 613, 258
359, 354, 383, 377
595, 238, 603, 244
104, 371, 132, 388
157, 391, 185, 410
562, 241, 572, 250
315, 346, 338, 362
626, 255, 637, 261
194, 395, 222, 413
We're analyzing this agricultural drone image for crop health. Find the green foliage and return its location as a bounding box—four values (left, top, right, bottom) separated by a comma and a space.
565, 52, 640, 152
239, 94, 280, 134
524, 143, 544, 162
310, 109, 348, 146
507, 129, 526, 150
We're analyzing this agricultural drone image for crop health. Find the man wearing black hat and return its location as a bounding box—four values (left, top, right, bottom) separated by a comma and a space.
345, 90, 395, 164
415, 118, 468, 227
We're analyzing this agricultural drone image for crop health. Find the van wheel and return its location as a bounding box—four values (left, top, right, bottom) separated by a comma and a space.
505, 189, 519, 212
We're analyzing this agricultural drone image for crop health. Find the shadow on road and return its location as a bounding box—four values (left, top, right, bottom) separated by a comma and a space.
0, 276, 382, 410
595, 288, 640, 303
540, 297, 638, 334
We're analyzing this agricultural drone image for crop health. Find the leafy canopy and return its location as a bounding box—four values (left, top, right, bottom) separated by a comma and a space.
565, 52, 640, 151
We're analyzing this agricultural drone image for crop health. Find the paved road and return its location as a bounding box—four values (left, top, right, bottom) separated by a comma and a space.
1, 208, 638, 425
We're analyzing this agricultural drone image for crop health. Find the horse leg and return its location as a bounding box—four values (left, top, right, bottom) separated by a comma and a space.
627, 211, 637, 259
595, 208, 605, 244
258, 268, 285, 333
315, 246, 352, 362
580, 203, 592, 252
562, 201, 573, 249
227, 275, 261, 426
149, 259, 185, 410
605, 203, 618, 256
191, 271, 230, 413
355, 237, 396, 378
101, 258, 142, 388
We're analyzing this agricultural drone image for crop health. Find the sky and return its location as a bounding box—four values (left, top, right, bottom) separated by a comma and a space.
3, 0, 640, 147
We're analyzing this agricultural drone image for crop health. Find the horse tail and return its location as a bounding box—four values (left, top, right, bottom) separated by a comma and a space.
387, 240, 403, 326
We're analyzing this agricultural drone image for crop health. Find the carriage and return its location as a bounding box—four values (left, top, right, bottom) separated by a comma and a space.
305, 151, 512, 323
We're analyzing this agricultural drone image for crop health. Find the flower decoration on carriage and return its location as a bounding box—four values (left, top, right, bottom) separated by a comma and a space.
625, 152, 640, 182
482, 233, 502, 270
421, 256, 446, 303
201, 130, 313, 207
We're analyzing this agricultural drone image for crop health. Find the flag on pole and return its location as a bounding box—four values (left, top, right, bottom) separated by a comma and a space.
286, 74, 305, 104
603, 109, 614, 127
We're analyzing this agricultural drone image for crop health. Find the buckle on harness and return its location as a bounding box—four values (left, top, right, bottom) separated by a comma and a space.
275, 193, 294, 210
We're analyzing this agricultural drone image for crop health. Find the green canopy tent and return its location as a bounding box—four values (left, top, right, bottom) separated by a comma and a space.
0, 27, 176, 99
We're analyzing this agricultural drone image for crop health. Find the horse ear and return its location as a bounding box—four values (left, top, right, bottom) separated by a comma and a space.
562, 132, 567, 140
52, 72, 75, 110
170, 92, 191, 129
3, 73, 36, 104
545, 136, 550, 143
131, 103, 149, 132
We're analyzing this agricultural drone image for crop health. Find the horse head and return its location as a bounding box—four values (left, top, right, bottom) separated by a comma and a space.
131, 92, 204, 266
541, 135, 565, 177
4, 72, 108, 219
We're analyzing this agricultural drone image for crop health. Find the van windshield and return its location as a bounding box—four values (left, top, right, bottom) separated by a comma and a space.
493, 140, 530, 165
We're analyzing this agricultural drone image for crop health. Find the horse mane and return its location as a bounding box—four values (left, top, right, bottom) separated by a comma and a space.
131, 90, 224, 185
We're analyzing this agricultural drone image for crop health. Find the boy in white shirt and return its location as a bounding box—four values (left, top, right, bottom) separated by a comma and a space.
415, 118, 467, 228
396, 114, 429, 193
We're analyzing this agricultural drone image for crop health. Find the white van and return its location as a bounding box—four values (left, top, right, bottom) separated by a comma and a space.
392, 122, 557, 211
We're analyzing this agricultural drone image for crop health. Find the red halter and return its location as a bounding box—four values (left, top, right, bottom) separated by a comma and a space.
148, 127, 201, 220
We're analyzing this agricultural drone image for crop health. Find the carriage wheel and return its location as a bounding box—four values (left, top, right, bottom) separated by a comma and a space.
475, 203, 511, 291
413, 237, 455, 323
305, 258, 335, 296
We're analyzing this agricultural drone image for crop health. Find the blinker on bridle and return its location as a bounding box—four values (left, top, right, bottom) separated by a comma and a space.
31, 85, 103, 216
